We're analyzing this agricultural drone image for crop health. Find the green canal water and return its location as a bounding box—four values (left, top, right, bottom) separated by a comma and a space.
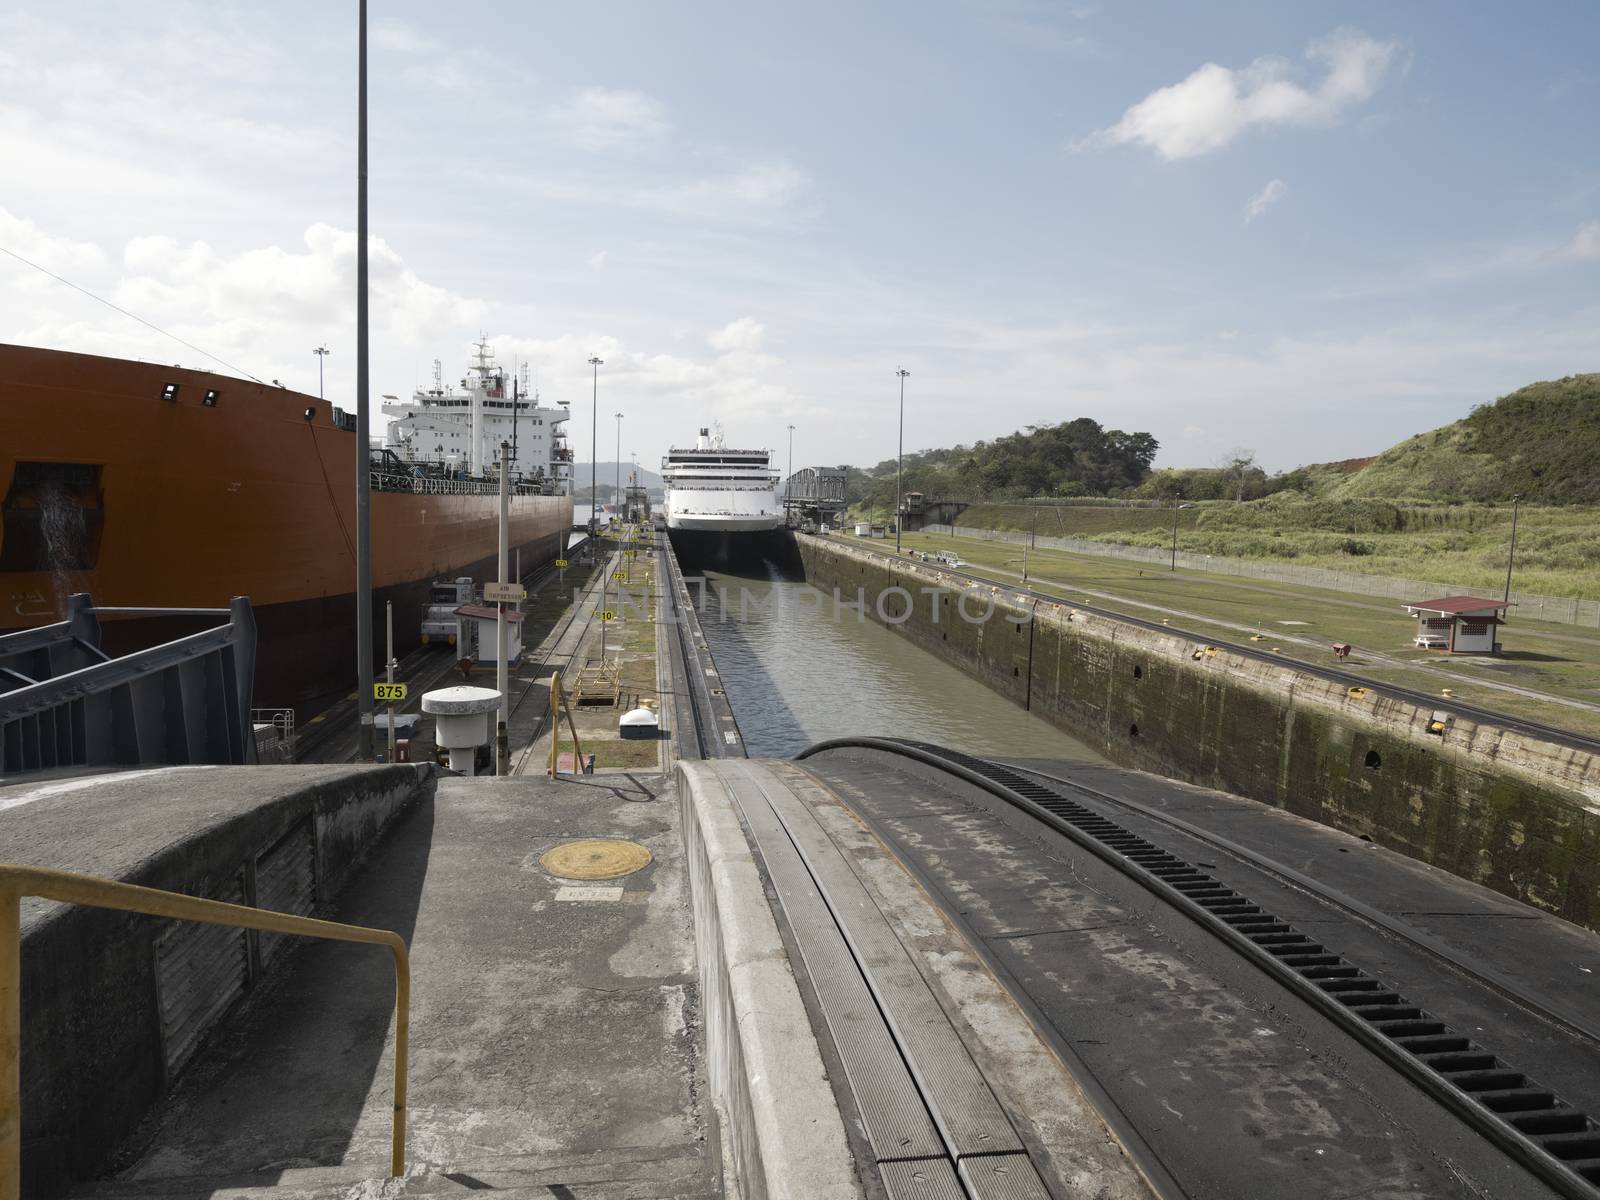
694, 564, 1103, 762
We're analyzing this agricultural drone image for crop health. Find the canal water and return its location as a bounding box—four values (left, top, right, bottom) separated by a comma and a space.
693, 564, 1103, 762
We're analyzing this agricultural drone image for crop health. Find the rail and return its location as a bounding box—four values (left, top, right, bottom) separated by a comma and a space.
369, 470, 560, 497
0, 864, 410, 1195
797, 738, 1600, 1199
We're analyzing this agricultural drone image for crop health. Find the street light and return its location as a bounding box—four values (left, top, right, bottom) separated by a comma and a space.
314, 345, 330, 399
786, 423, 795, 522
1170, 492, 1182, 572
895, 367, 909, 553
1503, 494, 1522, 604
614, 411, 624, 523
588, 355, 603, 529
354, 0, 374, 760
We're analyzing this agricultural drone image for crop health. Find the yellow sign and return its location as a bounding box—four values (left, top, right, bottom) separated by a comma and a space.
624, 550, 637, 558
612, 571, 627, 582
600, 609, 617, 621
555, 558, 568, 568
374, 682, 408, 703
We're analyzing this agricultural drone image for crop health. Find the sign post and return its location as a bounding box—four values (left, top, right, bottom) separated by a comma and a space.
496, 442, 510, 776
385, 601, 396, 762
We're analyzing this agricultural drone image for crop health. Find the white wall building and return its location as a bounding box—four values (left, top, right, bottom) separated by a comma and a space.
1404, 595, 1509, 654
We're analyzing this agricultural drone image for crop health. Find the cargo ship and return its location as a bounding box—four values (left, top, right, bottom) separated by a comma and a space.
0, 343, 573, 713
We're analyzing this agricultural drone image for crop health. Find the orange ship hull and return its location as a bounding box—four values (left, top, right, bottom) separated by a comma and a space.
1, 344, 573, 710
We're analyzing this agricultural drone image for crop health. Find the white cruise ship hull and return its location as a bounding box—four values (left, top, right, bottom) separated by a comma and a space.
666, 512, 786, 533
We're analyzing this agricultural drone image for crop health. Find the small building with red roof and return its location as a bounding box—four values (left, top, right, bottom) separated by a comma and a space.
1403, 595, 1510, 654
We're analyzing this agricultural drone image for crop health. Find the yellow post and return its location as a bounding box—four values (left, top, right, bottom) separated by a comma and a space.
0, 865, 409, 1191
548, 673, 561, 777
0, 883, 19, 1200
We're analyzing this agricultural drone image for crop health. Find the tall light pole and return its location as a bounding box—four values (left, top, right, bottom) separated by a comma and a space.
355, 0, 374, 760
588, 355, 603, 529
614, 411, 624, 521
895, 368, 909, 553
1503, 494, 1522, 605
786, 423, 795, 522
1170, 492, 1181, 572
314, 345, 330, 399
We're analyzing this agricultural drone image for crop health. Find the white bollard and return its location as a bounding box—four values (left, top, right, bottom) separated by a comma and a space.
421, 685, 502, 776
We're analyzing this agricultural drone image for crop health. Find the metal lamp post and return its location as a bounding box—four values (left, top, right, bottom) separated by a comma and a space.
588, 355, 603, 529
786, 423, 795, 523
314, 345, 330, 399
1170, 493, 1181, 572
895, 368, 909, 553
1503, 494, 1522, 604
614, 411, 624, 521
354, 0, 374, 759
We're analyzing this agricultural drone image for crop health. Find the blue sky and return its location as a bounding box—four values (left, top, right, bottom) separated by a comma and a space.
2, 2, 1596, 474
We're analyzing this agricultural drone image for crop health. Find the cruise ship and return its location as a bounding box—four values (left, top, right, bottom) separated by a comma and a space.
661, 427, 784, 559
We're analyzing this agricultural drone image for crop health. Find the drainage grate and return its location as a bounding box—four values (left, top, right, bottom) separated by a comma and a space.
798, 738, 1600, 1199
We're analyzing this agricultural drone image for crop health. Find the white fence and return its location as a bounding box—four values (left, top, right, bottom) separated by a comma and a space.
921, 524, 1600, 629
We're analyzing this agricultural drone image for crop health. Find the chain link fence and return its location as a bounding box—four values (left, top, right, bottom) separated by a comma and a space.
920, 524, 1599, 629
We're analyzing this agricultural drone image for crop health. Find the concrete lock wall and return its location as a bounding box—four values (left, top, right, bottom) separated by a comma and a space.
19, 764, 436, 1197
797, 536, 1600, 932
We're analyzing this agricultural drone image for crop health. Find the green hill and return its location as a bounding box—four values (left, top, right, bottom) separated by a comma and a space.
1326, 374, 1600, 505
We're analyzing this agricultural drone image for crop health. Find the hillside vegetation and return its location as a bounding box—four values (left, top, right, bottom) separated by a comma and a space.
1316, 374, 1600, 505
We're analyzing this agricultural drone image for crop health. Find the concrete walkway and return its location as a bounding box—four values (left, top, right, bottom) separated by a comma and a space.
96, 772, 722, 1199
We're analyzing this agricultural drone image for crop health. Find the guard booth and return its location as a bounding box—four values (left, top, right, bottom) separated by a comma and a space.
453, 603, 524, 668
1403, 595, 1510, 654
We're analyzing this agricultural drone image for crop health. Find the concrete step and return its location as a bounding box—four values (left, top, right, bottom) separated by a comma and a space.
72, 1144, 720, 1200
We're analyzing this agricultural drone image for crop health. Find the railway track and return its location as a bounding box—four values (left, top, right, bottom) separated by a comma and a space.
798, 736, 1600, 1199
1005, 759, 1600, 1055
838, 538, 1600, 755
294, 554, 573, 764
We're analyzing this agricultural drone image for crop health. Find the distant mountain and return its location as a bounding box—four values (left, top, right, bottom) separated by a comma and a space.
572, 462, 663, 490
1320, 374, 1600, 505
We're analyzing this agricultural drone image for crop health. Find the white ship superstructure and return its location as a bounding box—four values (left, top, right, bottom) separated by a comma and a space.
661, 427, 783, 534
383, 340, 573, 491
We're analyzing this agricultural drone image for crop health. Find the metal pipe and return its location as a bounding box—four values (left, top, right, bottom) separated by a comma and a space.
385, 601, 396, 764
0, 863, 410, 1191
355, 0, 374, 760
86, 607, 231, 617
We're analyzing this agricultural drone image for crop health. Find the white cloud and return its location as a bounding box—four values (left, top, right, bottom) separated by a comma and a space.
550, 87, 669, 151
0, 208, 108, 275
373, 21, 431, 54
708, 317, 765, 353
1244, 178, 1288, 223
1085, 29, 1397, 159
588, 250, 608, 271
1566, 220, 1600, 260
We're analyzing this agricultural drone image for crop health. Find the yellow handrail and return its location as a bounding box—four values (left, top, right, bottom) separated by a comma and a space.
0, 863, 410, 1198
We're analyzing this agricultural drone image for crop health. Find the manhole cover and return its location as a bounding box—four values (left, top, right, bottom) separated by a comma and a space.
540, 839, 653, 880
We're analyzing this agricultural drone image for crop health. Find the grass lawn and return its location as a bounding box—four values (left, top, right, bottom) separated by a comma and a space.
891, 530, 1600, 741
952, 501, 1600, 600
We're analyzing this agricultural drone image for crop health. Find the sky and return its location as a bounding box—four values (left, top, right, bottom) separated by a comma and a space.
2, 2, 1597, 475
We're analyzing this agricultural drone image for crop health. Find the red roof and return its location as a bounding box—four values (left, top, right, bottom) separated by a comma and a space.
454, 604, 524, 622
1405, 595, 1510, 615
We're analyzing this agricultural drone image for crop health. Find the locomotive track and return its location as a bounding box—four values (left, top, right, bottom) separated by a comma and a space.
797, 737, 1600, 1199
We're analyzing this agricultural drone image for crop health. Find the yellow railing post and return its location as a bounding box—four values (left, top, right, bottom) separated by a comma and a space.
0, 865, 409, 1193
0, 882, 19, 1200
